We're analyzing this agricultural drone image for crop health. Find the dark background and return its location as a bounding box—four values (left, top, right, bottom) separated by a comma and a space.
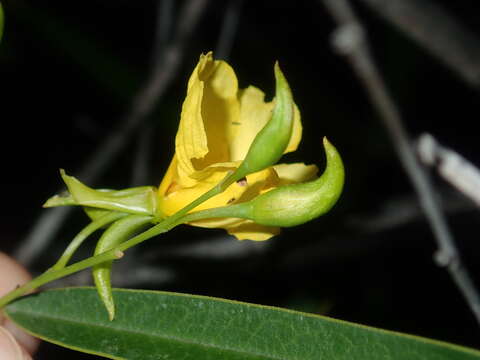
2, 0, 480, 358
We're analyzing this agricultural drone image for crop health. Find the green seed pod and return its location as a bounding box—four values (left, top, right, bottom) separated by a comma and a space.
183, 138, 344, 227
93, 214, 153, 320
231, 62, 294, 182
247, 138, 344, 226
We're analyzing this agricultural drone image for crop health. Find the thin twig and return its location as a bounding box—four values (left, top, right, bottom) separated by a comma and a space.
131, 0, 174, 186
348, 190, 474, 234
215, 0, 245, 61
358, 0, 480, 88
418, 133, 480, 207
322, 0, 480, 327
152, 0, 174, 64
15, 0, 211, 266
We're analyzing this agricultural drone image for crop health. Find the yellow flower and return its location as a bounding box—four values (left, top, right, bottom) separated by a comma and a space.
157, 52, 317, 240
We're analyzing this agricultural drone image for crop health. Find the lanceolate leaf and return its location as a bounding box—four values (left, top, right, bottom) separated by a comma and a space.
5, 287, 480, 360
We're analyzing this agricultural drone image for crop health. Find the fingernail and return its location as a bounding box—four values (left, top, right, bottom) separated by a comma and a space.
0, 326, 24, 360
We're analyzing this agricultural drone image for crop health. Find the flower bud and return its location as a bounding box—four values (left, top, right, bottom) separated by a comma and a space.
246, 138, 344, 226
232, 62, 294, 181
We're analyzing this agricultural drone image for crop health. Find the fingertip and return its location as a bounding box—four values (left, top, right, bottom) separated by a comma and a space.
0, 252, 40, 355
0, 252, 31, 296
0, 325, 25, 360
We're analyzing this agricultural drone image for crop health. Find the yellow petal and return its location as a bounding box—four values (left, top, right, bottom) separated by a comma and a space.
226, 220, 280, 241
274, 162, 318, 185
284, 104, 302, 153
158, 166, 279, 217
175, 52, 240, 187
228, 87, 303, 161
187, 217, 279, 241
228, 86, 274, 161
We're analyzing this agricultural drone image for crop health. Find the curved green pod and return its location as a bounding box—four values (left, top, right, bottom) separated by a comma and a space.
93, 215, 153, 320
232, 63, 294, 181
183, 137, 344, 227
246, 137, 344, 226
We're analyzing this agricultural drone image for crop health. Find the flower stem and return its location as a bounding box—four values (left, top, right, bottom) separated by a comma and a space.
0, 171, 242, 309
0, 249, 121, 309
51, 212, 127, 271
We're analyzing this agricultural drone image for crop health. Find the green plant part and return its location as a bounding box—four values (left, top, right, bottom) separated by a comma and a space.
0, 53, 345, 318
184, 137, 344, 227
50, 211, 128, 271
224, 61, 295, 184
44, 169, 157, 217
244, 137, 344, 226
93, 215, 153, 320
5, 288, 480, 360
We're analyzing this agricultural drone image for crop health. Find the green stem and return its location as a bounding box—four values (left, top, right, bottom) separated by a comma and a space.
0, 248, 122, 309
0, 172, 246, 309
51, 212, 127, 271
0, 212, 186, 309
155, 170, 241, 223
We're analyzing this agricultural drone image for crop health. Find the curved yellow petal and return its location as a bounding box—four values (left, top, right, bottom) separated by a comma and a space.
175, 58, 208, 185
228, 87, 302, 161
175, 52, 240, 187
274, 162, 318, 185
284, 104, 302, 154
186, 217, 279, 241
226, 221, 280, 241
228, 86, 274, 161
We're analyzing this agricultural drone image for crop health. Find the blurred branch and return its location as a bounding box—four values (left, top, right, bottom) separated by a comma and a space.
131, 0, 174, 186
418, 133, 480, 207
322, 0, 480, 327
15, 0, 211, 266
358, 0, 480, 87
215, 0, 245, 61
131, 0, 244, 186
348, 190, 476, 234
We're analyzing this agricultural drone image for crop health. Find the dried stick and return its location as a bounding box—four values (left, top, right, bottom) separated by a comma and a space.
418, 133, 480, 207
15, 0, 211, 265
358, 0, 480, 88
322, 0, 480, 326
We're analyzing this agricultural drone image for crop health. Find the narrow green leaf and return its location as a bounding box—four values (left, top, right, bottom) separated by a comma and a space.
5, 288, 480, 360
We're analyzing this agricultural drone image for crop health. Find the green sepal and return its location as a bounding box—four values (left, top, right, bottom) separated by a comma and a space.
44, 170, 157, 216
93, 215, 153, 321
183, 138, 344, 227
227, 62, 295, 183
84, 207, 121, 222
